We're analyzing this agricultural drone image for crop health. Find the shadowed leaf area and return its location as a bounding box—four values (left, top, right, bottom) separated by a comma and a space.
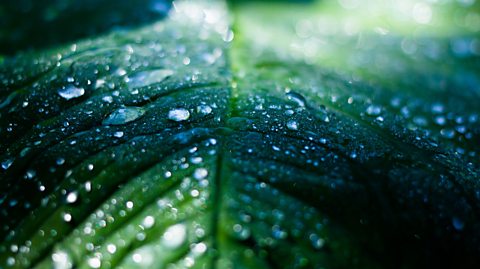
0, 0, 480, 268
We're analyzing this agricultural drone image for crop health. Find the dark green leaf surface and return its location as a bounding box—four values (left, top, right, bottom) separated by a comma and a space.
1, 0, 479, 268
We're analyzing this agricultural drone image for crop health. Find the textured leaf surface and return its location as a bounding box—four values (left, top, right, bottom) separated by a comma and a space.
1, 0, 480, 268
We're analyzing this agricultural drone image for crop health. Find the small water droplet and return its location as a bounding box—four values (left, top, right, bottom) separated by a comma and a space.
168, 108, 190, 122
107, 244, 117, 254
452, 217, 465, 231
113, 131, 124, 138
56, 158, 65, 165
1, 159, 14, 170
142, 216, 155, 229
58, 86, 85, 100
286, 120, 298, 130
66, 192, 78, 204
197, 105, 212, 115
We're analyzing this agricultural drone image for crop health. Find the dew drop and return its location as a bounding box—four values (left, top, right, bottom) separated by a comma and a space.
142, 216, 155, 229
113, 131, 124, 138
161, 224, 187, 248
1, 159, 14, 170
366, 105, 382, 116
66, 192, 78, 204
128, 69, 174, 88
87, 257, 101, 268
52, 250, 72, 269
58, 86, 85, 100
286, 91, 307, 107
197, 105, 212, 115
440, 128, 455, 139
103, 107, 146, 125
286, 120, 299, 130
194, 168, 208, 180
452, 217, 465, 231
107, 244, 117, 254
168, 108, 190, 122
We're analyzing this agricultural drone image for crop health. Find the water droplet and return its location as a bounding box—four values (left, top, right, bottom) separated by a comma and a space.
56, 158, 65, 165
87, 257, 101, 268
286, 91, 307, 107
286, 120, 299, 130
452, 217, 465, 231
63, 213, 72, 222
113, 131, 124, 138
52, 250, 72, 269
128, 69, 174, 88
103, 107, 146, 125
197, 105, 212, 115
58, 86, 85, 100
194, 168, 208, 180
366, 105, 381, 116
107, 244, 117, 254
1, 159, 14, 170
102, 96, 113, 103
192, 242, 207, 255
168, 108, 190, 122
440, 128, 455, 139
66, 192, 78, 204
434, 116, 446, 126
142, 216, 155, 229
161, 224, 187, 248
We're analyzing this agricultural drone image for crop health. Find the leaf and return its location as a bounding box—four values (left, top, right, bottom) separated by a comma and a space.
1, 0, 480, 268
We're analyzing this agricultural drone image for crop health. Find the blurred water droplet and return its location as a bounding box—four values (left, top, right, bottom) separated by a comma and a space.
366, 105, 382, 116
143, 216, 155, 229
128, 69, 174, 88
452, 217, 465, 231
162, 224, 187, 248
87, 257, 101, 268
52, 250, 72, 269
286, 120, 299, 130
194, 168, 208, 180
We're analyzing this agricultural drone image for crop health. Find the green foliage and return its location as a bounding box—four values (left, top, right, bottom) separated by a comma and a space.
1, 0, 479, 268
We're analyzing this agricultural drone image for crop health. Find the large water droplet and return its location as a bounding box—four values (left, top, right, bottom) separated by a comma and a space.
58, 86, 85, 100
161, 224, 187, 248
286, 91, 307, 107
128, 69, 174, 88
168, 108, 190, 122
52, 250, 72, 269
103, 107, 146, 125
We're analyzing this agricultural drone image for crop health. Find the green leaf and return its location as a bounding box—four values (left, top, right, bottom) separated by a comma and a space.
1, 0, 480, 268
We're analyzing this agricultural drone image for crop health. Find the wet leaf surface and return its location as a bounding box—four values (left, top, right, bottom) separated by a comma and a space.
1, 0, 479, 268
